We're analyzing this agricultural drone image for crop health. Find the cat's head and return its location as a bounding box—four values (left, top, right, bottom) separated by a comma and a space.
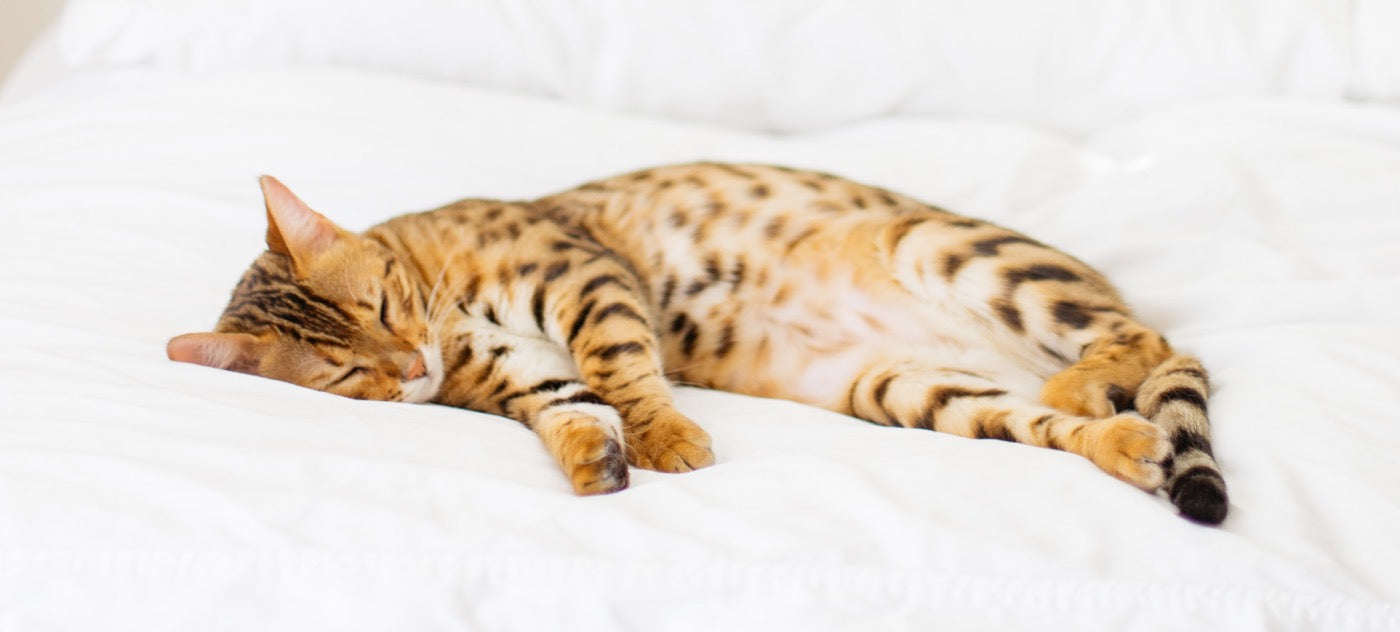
168, 176, 443, 403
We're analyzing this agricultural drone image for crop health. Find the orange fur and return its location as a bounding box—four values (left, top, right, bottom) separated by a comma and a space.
169, 163, 1227, 523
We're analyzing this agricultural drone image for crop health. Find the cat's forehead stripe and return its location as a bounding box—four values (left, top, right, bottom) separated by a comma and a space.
225, 282, 357, 347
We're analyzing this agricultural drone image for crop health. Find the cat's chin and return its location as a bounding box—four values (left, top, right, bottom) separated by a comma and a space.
400, 345, 444, 404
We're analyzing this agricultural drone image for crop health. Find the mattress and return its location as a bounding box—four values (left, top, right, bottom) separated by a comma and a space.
1, 21, 1399, 632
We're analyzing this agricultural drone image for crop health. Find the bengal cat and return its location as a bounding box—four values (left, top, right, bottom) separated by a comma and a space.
168, 163, 1228, 524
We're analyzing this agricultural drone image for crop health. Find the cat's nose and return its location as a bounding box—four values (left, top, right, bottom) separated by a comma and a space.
403, 351, 427, 381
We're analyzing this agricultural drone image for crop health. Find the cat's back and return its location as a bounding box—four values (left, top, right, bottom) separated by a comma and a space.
553, 161, 940, 229
364, 198, 590, 290
540, 162, 960, 279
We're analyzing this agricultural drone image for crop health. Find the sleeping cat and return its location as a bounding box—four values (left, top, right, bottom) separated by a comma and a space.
168, 163, 1228, 524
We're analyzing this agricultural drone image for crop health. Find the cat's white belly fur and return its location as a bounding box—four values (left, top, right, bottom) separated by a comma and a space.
744, 281, 1047, 411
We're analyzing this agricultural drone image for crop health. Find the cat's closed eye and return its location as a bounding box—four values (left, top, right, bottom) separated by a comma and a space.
329, 366, 368, 388
378, 292, 392, 330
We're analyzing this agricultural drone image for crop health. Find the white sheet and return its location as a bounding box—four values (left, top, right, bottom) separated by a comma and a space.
45, 0, 1400, 135
1, 68, 1399, 631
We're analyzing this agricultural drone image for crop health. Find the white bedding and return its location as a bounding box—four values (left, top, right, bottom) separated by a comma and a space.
2, 10, 1400, 632
36, 0, 1400, 133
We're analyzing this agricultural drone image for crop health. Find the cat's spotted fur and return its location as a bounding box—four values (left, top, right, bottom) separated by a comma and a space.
169, 163, 1228, 524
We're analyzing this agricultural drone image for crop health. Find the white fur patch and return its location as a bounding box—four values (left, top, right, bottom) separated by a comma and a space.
536, 402, 624, 440
400, 344, 444, 404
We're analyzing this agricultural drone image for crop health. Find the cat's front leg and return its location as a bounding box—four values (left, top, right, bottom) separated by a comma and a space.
526, 393, 631, 495
436, 332, 629, 495
540, 249, 715, 473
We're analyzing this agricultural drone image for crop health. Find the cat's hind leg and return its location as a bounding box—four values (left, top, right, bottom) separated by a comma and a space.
1039, 319, 1173, 418
879, 213, 1224, 520
845, 358, 1170, 491
1038, 316, 1227, 524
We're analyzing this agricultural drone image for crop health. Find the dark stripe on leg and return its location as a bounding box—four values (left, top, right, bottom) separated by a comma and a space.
568, 300, 597, 342
545, 391, 608, 409
590, 341, 646, 360
593, 302, 648, 326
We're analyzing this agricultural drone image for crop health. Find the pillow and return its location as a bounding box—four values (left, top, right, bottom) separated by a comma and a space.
55, 0, 1389, 134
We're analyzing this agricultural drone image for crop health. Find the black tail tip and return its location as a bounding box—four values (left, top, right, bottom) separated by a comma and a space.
1171, 473, 1229, 525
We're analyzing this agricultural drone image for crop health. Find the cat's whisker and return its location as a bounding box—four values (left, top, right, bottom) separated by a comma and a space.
413, 256, 459, 349
427, 308, 452, 343
423, 258, 451, 314
420, 253, 461, 340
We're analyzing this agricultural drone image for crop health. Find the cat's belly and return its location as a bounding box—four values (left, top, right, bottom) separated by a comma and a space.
678, 280, 1046, 412
650, 213, 1057, 412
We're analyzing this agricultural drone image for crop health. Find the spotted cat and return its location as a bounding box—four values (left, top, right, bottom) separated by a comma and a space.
168, 163, 1228, 524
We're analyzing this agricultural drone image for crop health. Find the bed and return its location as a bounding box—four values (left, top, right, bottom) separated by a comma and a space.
2, 1, 1398, 630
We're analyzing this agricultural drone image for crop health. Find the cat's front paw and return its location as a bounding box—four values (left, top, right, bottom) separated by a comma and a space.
564, 432, 630, 495
1083, 415, 1169, 491
544, 415, 629, 495
627, 410, 715, 473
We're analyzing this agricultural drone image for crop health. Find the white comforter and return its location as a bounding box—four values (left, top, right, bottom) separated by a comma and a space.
1, 66, 1398, 630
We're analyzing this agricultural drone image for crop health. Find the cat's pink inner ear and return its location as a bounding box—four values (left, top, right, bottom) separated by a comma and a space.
259, 175, 342, 261
167, 332, 265, 374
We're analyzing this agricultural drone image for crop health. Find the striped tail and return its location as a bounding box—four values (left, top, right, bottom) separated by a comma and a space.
1134, 355, 1228, 524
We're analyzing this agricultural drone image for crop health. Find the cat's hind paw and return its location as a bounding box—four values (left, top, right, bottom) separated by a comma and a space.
1084, 415, 1169, 491
1041, 370, 1121, 418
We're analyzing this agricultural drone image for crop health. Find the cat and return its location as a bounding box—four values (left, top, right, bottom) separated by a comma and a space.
168, 162, 1228, 524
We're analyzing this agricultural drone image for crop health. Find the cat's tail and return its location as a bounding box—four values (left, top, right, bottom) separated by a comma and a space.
1134, 354, 1228, 525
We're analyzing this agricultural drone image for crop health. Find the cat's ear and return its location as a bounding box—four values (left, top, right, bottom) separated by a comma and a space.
167, 332, 266, 375
259, 175, 344, 270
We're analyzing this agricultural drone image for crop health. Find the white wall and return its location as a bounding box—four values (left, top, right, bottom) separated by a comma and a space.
0, 0, 66, 84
